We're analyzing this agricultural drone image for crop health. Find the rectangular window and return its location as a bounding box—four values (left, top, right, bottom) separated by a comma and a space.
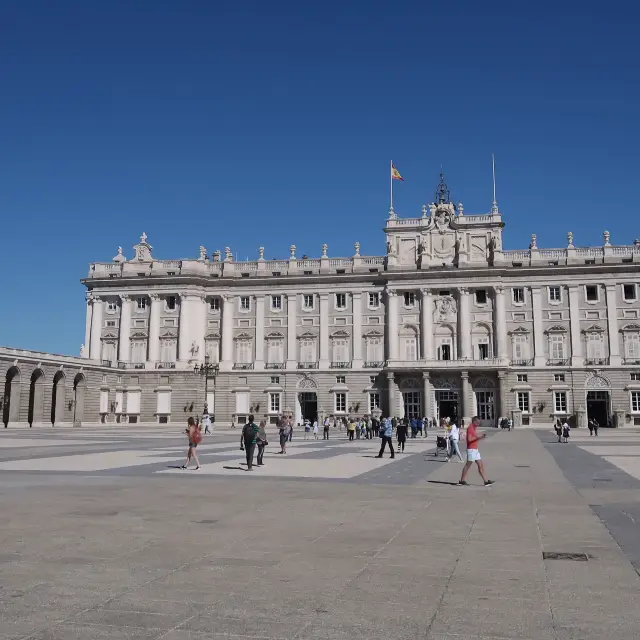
166, 296, 176, 310
631, 373, 640, 381
267, 339, 284, 364
107, 300, 117, 312
478, 342, 490, 360
131, 340, 146, 363
303, 294, 314, 310
475, 289, 487, 305
369, 392, 381, 412
336, 375, 346, 384
105, 320, 116, 327
476, 391, 495, 421
554, 373, 565, 382
209, 298, 220, 311
205, 340, 219, 363
548, 286, 561, 303
236, 340, 252, 363
368, 292, 380, 308
136, 297, 147, 310
512, 288, 525, 304
99, 390, 109, 414
127, 391, 141, 414
585, 285, 599, 302
332, 339, 349, 363
549, 335, 565, 360
335, 392, 346, 413
370, 376, 377, 385
269, 392, 281, 413
624, 284, 637, 301
553, 391, 567, 413
159, 339, 177, 362
626, 333, 640, 360
235, 391, 250, 414
512, 335, 529, 360
270, 376, 280, 384
157, 390, 171, 414
240, 296, 251, 311
403, 292, 416, 307
300, 339, 316, 363
271, 295, 282, 311
404, 337, 418, 361
366, 337, 383, 362
335, 293, 346, 309
439, 342, 451, 361
586, 333, 603, 360
517, 374, 528, 382
517, 391, 530, 413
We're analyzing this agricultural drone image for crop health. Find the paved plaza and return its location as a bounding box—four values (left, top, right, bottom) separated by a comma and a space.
1, 426, 640, 640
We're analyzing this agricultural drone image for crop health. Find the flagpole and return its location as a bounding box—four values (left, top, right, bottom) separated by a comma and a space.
390, 160, 393, 211
491, 153, 498, 213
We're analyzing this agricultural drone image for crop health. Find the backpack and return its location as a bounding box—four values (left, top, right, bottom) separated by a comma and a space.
192, 428, 202, 444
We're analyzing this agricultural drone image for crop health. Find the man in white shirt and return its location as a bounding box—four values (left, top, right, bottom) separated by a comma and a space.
447, 422, 463, 462
202, 413, 212, 435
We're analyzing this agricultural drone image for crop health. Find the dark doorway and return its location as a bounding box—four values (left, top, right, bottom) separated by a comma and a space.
73, 374, 86, 426
299, 392, 317, 423
3, 366, 21, 428
587, 391, 609, 428
51, 371, 65, 426
435, 389, 459, 424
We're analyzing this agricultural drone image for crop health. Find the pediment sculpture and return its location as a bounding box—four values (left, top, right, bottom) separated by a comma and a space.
434, 296, 457, 322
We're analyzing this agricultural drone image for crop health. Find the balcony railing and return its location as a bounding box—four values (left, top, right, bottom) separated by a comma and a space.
297, 362, 318, 369
546, 359, 569, 366
265, 363, 285, 369
118, 361, 146, 369
233, 363, 254, 370
331, 361, 351, 368
511, 359, 533, 366
101, 359, 113, 367
156, 362, 176, 369
623, 357, 640, 365
585, 357, 609, 366
364, 361, 385, 368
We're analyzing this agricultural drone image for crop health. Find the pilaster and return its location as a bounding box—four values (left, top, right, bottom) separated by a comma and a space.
531, 287, 546, 367
254, 294, 265, 370
568, 285, 584, 366
458, 287, 471, 360
286, 293, 297, 370
89, 296, 103, 360
460, 371, 471, 425
387, 371, 395, 417
83, 295, 93, 358
178, 293, 192, 362
118, 294, 132, 362
220, 294, 234, 371
422, 371, 431, 419
605, 284, 621, 365
319, 293, 330, 368
498, 370, 507, 419
191, 294, 206, 363
386, 288, 399, 361
494, 286, 508, 359
420, 288, 433, 360
148, 294, 161, 363
352, 292, 363, 368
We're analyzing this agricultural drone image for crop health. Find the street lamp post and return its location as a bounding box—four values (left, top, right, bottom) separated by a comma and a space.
193, 355, 219, 416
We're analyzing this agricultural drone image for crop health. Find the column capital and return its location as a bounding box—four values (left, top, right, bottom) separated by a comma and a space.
605, 283, 617, 291
422, 371, 430, 380
387, 371, 395, 380
319, 292, 329, 299
351, 291, 362, 299
460, 371, 469, 380
86, 292, 95, 303
118, 293, 131, 302
494, 285, 505, 295
567, 284, 581, 293
222, 293, 233, 302
386, 288, 397, 297
458, 287, 470, 296
497, 370, 506, 379
253, 293, 265, 300
420, 287, 431, 296
150, 293, 160, 301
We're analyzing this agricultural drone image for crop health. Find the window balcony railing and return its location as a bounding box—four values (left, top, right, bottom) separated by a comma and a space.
511, 359, 533, 366
233, 363, 254, 370
331, 361, 351, 369
118, 361, 146, 369
156, 362, 176, 369
585, 357, 609, 366
546, 359, 569, 366
623, 357, 640, 365
364, 361, 385, 368
101, 359, 113, 367
297, 362, 318, 369
265, 363, 285, 369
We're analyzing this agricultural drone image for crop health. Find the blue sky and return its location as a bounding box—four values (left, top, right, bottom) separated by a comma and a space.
1, 1, 638, 354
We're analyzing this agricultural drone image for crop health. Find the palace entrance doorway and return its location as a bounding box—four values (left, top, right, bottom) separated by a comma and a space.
297, 392, 317, 424
402, 391, 422, 419
587, 391, 609, 428
435, 390, 459, 425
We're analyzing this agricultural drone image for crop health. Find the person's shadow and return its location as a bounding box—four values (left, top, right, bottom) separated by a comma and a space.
222, 465, 246, 471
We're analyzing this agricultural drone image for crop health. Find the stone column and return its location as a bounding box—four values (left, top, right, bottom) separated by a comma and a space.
420, 288, 433, 360
458, 288, 471, 359
254, 294, 265, 370
498, 371, 508, 421
568, 285, 583, 366
178, 294, 192, 362
387, 371, 395, 417
460, 371, 471, 424
531, 287, 545, 366
494, 286, 508, 359
422, 371, 431, 419
148, 294, 161, 363
386, 288, 399, 361
190, 294, 206, 363
89, 296, 103, 360
286, 293, 297, 370
220, 295, 234, 370
605, 284, 621, 365
83, 295, 93, 358
352, 292, 363, 368
118, 294, 132, 363
319, 293, 329, 368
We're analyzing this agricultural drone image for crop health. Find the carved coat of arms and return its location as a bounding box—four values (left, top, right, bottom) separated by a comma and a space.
434, 296, 457, 322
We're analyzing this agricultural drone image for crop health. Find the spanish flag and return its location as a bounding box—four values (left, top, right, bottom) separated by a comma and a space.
391, 164, 404, 181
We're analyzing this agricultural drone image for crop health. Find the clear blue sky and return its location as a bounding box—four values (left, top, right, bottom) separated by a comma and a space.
1, 1, 638, 355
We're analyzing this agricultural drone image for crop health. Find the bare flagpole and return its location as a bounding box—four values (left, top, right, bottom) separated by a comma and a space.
491, 153, 498, 213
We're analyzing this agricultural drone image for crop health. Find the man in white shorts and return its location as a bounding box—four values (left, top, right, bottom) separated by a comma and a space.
459, 416, 494, 486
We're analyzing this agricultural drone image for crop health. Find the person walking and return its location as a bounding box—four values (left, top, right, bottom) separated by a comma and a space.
304, 419, 311, 440
181, 416, 201, 470
376, 417, 395, 459
562, 420, 571, 443
447, 422, 463, 462
256, 420, 268, 466
323, 416, 330, 440
202, 412, 212, 435
459, 416, 493, 486
396, 419, 407, 453
240, 414, 259, 470
347, 419, 356, 441
289, 420, 295, 442
278, 419, 290, 454
313, 419, 319, 440
593, 418, 599, 436
554, 419, 562, 443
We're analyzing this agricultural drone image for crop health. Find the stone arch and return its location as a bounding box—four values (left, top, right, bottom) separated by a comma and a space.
585, 374, 611, 389
28, 368, 46, 427
51, 370, 66, 426
3, 366, 21, 428
296, 376, 318, 390
473, 376, 495, 389
73, 373, 86, 426
398, 377, 421, 390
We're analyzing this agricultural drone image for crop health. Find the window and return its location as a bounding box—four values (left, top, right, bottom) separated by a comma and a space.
631, 373, 640, 381
235, 391, 250, 414
127, 390, 141, 414
549, 334, 565, 360
99, 390, 109, 414
136, 297, 147, 311
366, 337, 383, 363
476, 392, 495, 421
403, 292, 416, 307
205, 340, 219, 363
303, 294, 314, 310
624, 284, 637, 302
335, 293, 346, 309
404, 337, 418, 361
517, 374, 528, 382
157, 390, 171, 415
553, 391, 567, 413
548, 286, 561, 303
300, 339, 316, 363
105, 320, 116, 327
369, 392, 381, 412
269, 392, 281, 413
336, 375, 346, 384
332, 339, 349, 363
166, 296, 176, 311
240, 296, 251, 311
131, 340, 146, 363
335, 392, 346, 413
475, 290, 487, 305
438, 340, 452, 361
271, 295, 282, 311
517, 392, 530, 413
267, 339, 284, 364
235, 340, 252, 363
368, 292, 380, 308
585, 333, 604, 360
512, 288, 525, 304
101, 341, 116, 364
270, 376, 280, 384
477, 340, 490, 360
512, 335, 529, 360
553, 373, 565, 382
209, 298, 220, 311
159, 339, 177, 362
106, 300, 117, 313
585, 285, 599, 302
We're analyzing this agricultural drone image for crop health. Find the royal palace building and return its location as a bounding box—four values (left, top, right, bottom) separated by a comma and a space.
3, 174, 640, 429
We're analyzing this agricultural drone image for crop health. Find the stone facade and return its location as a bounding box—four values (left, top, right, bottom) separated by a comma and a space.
3, 174, 640, 429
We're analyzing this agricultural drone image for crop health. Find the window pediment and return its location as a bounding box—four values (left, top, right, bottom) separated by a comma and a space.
298, 330, 318, 340
331, 329, 351, 338
159, 330, 178, 339
545, 325, 567, 334
205, 332, 220, 340
265, 331, 285, 339
582, 324, 605, 334
234, 332, 253, 341
364, 329, 384, 338
101, 332, 118, 340
508, 326, 530, 335
130, 331, 148, 339
621, 323, 640, 332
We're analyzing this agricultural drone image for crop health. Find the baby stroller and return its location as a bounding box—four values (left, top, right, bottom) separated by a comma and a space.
434, 435, 448, 457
